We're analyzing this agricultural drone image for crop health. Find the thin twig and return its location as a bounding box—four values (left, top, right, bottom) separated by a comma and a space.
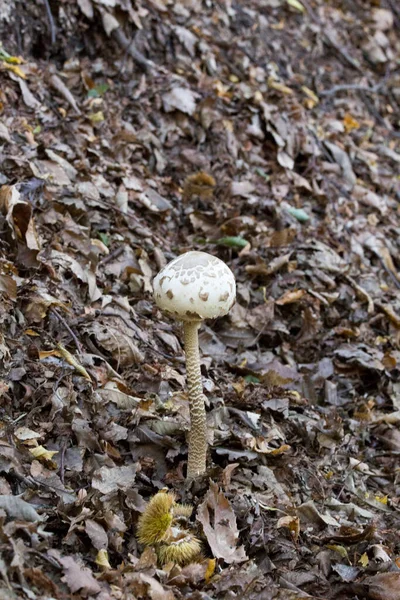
112, 28, 155, 73
386, 0, 400, 29
59, 438, 67, 485
344, 275, 375, 314
49, 73, 81, 114
320, 83, 384, 97
43, 0, 57, 45
323, 33, 363, 72
361, 93, 400, 139
99, 245, 124, 266
28, 549, 63, 570
51, 308, 84, 353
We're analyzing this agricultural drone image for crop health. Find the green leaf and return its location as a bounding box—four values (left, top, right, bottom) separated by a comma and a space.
286, 206, 310, 222
98, 233, 110, 246
87, 83, 109, 98
255, 168, 270, 182
286, 0, 305, 13
244, 375, 260, 384
216, 236, 249, 249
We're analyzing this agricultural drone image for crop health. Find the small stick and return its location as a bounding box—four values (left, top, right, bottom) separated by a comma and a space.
344, 275, 375, 315
43, 0, 57, 45
49, 73, 81, 114
51, 308, 83, 353
59, 438, 67, 485
320, 83, 384, 97
112, 28, 155, 73
99, 246, 124, 266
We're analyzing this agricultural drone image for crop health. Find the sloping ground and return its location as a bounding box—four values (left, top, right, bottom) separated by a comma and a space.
0, 0, 400, 598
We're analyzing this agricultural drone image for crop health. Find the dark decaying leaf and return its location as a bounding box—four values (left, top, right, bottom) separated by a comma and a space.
85, 519, 108, 551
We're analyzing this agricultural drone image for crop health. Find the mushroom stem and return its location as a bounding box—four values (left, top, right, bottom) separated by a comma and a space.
183, 321, 207, 479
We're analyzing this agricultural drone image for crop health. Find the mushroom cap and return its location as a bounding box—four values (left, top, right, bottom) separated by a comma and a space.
153, 251, 236, 322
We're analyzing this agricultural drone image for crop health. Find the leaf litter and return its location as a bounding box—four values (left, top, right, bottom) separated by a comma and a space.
0, 0, 399, 598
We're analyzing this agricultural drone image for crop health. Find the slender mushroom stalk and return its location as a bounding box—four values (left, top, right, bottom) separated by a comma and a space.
153, 251, 236, 479
183, 321, 207, 478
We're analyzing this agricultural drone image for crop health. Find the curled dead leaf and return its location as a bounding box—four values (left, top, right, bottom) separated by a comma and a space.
0, 185, 40, 251
197, 481, 247, 564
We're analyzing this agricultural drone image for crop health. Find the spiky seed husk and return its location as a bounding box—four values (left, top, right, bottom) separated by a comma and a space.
137, 491, 176, 545
157, 533, 202, 566
173, 503, 194, 518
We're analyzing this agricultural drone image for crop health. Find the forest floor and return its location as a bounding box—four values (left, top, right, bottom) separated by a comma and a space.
0, 0, 400, 598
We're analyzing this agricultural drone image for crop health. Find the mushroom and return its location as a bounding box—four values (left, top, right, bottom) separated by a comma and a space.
153, 251, 236, 478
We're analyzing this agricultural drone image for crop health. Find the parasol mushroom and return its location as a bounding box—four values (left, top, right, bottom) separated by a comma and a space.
153, 251, 236, 478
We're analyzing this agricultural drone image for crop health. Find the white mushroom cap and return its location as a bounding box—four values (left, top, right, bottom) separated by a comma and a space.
153, 251, 236, 322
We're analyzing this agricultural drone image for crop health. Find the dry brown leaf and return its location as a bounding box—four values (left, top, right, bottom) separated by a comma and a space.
85, 519, 108, 551
130, 573, 176, 600
276, 289, 306, 305
92, 464, 137, 494
85, 321, 144, 365
96, 382, 141, 410
48, 550, 101, 595
365, 572, 400, 600
25, 291, 69, 323
0, 273, 16, 301
0, 185, 40, 251
163, 87, 199, 116
0, 495, 42, 522
277, 515, 300, 541
197, 481, 247, 564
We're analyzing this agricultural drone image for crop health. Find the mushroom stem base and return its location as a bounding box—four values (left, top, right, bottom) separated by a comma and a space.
183, 321, 207, 479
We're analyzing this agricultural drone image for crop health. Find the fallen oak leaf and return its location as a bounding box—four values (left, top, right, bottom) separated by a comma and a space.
47, 550, 101, 595
197, 481, 247, 564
